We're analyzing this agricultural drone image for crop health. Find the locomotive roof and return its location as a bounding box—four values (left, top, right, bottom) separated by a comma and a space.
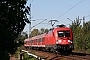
54, 27, 71, 31
55, 24, 67, 28
49, 24, 69, 31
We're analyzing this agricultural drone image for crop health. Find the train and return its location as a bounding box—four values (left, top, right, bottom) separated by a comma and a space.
24, 24, 74, 54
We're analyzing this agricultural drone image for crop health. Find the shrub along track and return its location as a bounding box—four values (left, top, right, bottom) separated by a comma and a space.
23, 48, 90, 60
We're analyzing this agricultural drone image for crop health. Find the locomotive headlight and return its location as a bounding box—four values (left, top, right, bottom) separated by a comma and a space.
68, 40, 73, 43
58, 40, 62, 42
56, 40, 62, 43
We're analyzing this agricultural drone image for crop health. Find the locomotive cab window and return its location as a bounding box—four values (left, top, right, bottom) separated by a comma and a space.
57, 31, 70, 37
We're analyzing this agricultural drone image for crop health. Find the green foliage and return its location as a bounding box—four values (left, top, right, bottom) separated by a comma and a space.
29, 28, 48, 37
70, 16, 90, 52
30, 29, 39, 37
0, 0, 30, 59
15, 32, 28, 47
39, 28, 48, 34
40, 28, 45, 34
23, 53, 38, 60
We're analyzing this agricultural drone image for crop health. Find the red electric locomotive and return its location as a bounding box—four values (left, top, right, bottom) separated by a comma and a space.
24, 24, 74, 53
45, 24, 74, 53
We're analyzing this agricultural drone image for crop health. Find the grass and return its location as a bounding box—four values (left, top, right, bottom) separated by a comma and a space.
23, 53, 38, 60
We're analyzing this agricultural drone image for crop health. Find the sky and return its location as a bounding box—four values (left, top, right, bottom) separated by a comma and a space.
23, 0, 90, 34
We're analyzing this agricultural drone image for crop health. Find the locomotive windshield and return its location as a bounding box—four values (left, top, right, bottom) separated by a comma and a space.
57, 31, 70, 37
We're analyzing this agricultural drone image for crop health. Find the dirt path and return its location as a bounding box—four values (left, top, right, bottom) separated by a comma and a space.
28, 50, 90, 60
10, 57, 19, 60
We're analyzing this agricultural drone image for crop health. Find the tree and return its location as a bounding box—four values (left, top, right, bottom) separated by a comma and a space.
29, 29, 39, 37
45, 29, 49, 33
29, 28, 49, 37
15, 32, 28, 47
82, 21, 90, 52
69, 16, 82, 50
0, 0, 30, 60
21, 31, 28, 38
70, 16, 90, 52
39, 28, 49, 34
40, 28, 45, 34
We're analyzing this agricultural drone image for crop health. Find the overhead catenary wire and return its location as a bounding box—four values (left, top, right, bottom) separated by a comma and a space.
30, 19, 48, 30
57, 0, 84, 19
84, 14, 90, 19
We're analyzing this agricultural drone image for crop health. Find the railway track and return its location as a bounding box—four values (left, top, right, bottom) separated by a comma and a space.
62, 55, 89, 60
48, 53, 90, 60
22, 48, 90, 60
